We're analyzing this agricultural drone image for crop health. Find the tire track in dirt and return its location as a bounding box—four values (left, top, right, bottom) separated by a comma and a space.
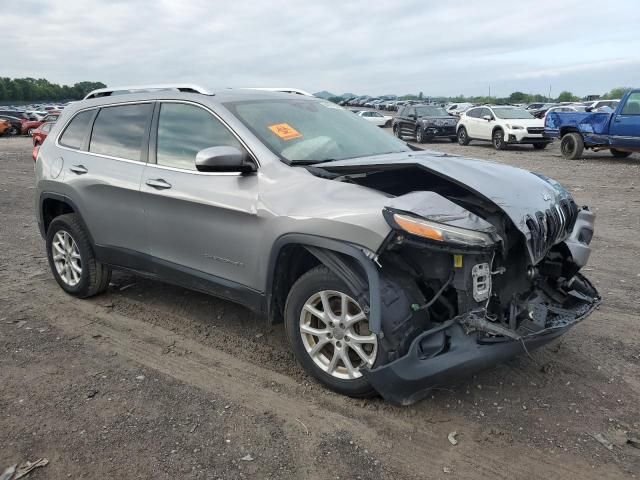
17, 288, 625, 480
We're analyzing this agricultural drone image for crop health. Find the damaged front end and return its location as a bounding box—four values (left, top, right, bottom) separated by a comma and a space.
362, 192, 600, 405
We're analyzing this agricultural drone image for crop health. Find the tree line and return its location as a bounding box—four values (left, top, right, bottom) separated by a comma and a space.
0, 78, 107, 102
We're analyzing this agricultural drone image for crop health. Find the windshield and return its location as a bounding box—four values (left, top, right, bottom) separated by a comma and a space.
224, 99, 409, 164
416, 106, 449, 117
493, 108, 534, 119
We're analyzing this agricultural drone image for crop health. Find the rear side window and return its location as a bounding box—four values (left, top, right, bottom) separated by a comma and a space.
90, 103, 152, 161
156, 103, 242, 171
466, 108, 481, 118
59, 110, 95, 149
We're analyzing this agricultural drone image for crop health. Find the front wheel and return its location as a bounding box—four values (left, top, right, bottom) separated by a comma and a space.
393, 124, 401, 138
457, 126, 470, 145
285, 266, 378, 398
560, 133, 584, 160
492, 129, 506, 150
415, 126, 425, 143
611, 148, 632, 158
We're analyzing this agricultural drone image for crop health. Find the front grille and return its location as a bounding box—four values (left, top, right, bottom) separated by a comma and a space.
526, 199, 578, 261
527, 127, 544, 134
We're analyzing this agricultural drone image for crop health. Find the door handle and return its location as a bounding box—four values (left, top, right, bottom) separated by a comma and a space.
69, 164, 88, 175
146, 178, 172, 190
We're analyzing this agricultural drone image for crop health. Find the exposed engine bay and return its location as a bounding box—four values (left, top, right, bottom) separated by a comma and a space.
311, 156, 601, 404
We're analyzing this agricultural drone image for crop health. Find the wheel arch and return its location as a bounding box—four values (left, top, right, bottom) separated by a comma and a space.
39, 193, 95, 247
265, 234, 382, 333
559, 126, 581, 138
491, 125, 504, 136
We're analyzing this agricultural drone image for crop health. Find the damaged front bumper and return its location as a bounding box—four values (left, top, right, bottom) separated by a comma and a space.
363, 283, 600, 406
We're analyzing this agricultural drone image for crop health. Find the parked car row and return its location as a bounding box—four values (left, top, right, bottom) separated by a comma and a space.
0, 107, 60, 136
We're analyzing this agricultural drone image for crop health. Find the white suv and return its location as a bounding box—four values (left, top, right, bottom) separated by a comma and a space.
456, 106, 550, 150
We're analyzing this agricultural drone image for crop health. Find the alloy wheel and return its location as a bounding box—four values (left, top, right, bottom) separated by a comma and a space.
52, 230, 82, 286
299, 290, 377, 380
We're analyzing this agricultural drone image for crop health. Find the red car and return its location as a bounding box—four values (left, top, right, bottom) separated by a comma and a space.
32, 122, 53, 146
31, 122, 54, 161
22, 113, 60, 136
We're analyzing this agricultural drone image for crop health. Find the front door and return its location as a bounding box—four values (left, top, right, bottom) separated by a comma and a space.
609, 92, 640, 149
140, 101, 262, 294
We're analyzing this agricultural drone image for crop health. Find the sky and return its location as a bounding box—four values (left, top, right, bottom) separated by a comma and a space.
2, 0, 639, 98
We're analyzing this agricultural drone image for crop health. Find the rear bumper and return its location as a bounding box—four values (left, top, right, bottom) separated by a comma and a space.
364, 289, 600, 406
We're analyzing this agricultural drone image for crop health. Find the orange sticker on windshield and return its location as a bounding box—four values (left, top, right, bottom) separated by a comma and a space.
268, 123, 302, 141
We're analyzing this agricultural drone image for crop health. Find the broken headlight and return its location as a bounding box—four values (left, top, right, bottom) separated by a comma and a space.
389, 213, 497, 248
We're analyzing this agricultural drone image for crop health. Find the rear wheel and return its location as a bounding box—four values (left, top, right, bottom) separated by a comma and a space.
285, 266, 378, 398
610, 148, 632, 158
457, 126, 470, 145
533, 143, 548, 150
560, 133, 584, 160
46, 213, 111, 298
492, 129, 506, 150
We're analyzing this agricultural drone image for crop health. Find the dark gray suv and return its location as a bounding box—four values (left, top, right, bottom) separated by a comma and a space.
35, 85, 600, 405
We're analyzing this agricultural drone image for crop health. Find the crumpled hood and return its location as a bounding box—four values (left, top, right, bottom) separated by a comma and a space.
315, 150, 576, 262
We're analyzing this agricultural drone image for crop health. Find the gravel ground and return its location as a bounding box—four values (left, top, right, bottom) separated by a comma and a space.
1, 135, 639, 479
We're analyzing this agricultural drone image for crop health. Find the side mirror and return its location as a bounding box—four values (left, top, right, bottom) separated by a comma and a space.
195, 146, 256, 173
483, 115, 493, 121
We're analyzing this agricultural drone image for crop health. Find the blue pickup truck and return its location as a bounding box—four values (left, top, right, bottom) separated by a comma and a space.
545, 89, 640, 159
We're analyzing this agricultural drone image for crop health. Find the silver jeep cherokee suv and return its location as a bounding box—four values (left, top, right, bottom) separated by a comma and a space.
35, 84, 600, 405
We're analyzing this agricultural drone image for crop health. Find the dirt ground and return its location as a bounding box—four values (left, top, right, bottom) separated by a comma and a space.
1, 134, 639, 479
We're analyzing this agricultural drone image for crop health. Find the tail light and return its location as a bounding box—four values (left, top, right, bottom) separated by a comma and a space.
32, 145, 39, 162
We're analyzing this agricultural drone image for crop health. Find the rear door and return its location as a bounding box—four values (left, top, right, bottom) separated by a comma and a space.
58, 103, 151, 259
140, 101, 261, 292
609, 92, 640, 149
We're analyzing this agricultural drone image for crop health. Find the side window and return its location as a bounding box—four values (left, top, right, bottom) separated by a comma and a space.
156, 103, 242, 171
480, 108, 492, 119
59, 110, 95, 149
407, 108, 416, 117
90, 103, 152, 161
621, 93, 640, 115
466, 108, 480, 118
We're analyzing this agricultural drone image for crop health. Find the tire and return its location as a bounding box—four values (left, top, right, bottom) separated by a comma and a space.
457, 126, 470, 145
8, 126, 19, 136
46, 213, 111, 298
449, 136, 458, 143
393, 124, 401, 138
492, 129, 506, 150
284, 266, 378, 398
560, 132, 584, 160
415, 126, 425, 143
533, 143, 548, 150
610, 148, 632, 158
